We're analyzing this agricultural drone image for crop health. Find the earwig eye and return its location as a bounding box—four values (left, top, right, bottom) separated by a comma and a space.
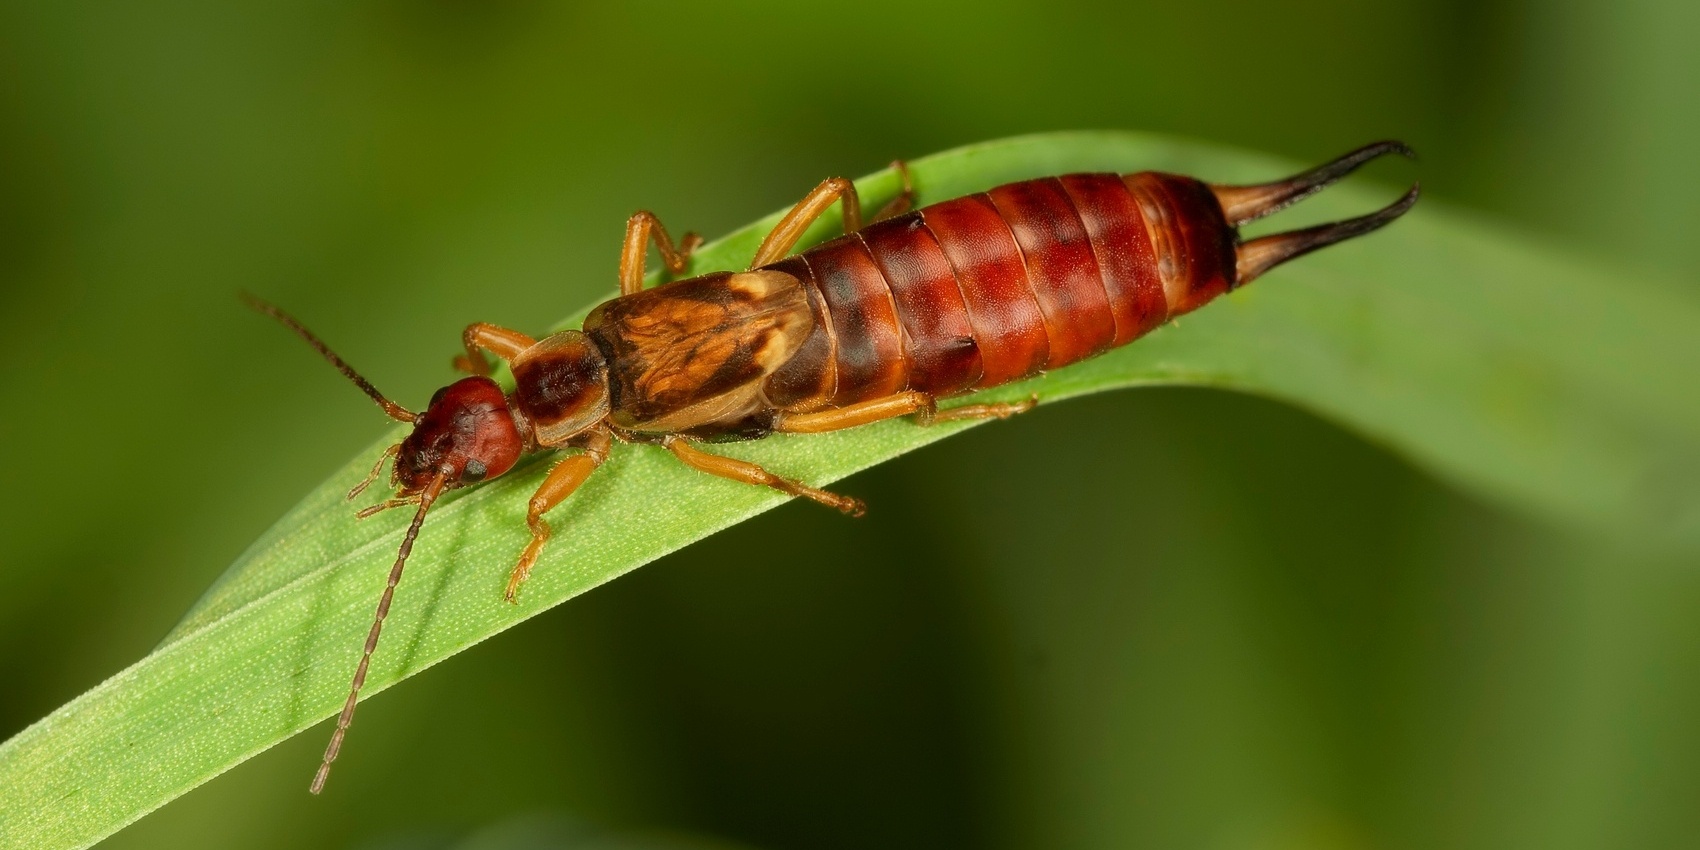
461, 458, 488, 483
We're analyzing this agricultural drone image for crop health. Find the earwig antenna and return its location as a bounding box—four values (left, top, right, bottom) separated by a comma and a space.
1234, 183, 1420, 285
310, 468, 448, 795
1211, 140, 1416, 226
242, 292, 418, 423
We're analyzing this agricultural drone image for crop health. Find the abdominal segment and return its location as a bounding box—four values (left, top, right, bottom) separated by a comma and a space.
761, 171, 1237, 412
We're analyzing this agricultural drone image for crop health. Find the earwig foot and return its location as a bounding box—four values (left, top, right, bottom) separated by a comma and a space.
356, 496, 418, 520
893, 160, 913, 191
930, 393, 1039, 424
872, 160, 917, 222
675, 232, 704, 272
504, 560, 528, 603
785, 480, 865, 517
348, 445, 399, 501
790, 482, 865, 517
505, 548, 540, 604
836, 495, 868, 518
1004, 393, 1040, 417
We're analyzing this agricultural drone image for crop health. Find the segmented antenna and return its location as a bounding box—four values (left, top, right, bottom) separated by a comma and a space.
310, 469, 448, 795
242, 292, 418, 423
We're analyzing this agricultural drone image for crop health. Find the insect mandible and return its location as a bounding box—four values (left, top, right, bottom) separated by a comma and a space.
247, 141, 1419, 794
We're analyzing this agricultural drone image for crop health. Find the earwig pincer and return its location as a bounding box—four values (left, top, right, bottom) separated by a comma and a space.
250, 140, 1419, 794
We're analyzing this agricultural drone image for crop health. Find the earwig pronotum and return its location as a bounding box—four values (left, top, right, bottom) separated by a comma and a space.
249, 141, 1417, 794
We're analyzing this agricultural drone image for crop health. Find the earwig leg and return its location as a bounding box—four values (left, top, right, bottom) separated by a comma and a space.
774, 391, 933, 433
505, 430, 612, 603
750, 177, 865, 268
751, 162, 915, 267
663, 435, 865, 516
870, 160, 915, 223
454, 323, 537, 376
921, 393, 1039, 425
620, 211, 703, 296
773, 390, 1038, 433
348, 444, 400, 501
356, 494, 420, 519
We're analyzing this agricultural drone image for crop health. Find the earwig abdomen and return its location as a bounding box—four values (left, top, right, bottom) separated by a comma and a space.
804, 236, 909, 404
762, 171, 1238, 410
859, 216, 982, 395
987, 178, 1116, 367
1058, 174, 1167, 345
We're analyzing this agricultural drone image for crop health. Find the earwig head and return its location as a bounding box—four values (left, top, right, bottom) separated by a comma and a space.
393, 376, 525, 493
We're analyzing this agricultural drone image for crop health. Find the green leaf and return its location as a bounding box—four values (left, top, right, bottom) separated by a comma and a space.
2, 131, 1696, 850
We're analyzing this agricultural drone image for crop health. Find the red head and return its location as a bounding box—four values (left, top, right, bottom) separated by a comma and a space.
392, 376, 525, 494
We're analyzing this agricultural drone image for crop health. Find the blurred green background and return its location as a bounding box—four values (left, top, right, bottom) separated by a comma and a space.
1, 2, 1696, 848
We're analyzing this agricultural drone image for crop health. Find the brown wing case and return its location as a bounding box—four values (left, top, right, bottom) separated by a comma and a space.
584, 269, 814, 431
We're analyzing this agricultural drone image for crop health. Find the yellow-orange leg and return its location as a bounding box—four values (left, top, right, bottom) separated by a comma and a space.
919, 392, 1037, 425
663, 436, 865, 516
871, 160, 916, 222
356, 493, 420, 519
348, 444, 400, 501
620, 211, 703, 296
454, 323, 538, 376
750, 162, 914, 268
750, 178, 864, 269
772, 390, 1038, 433
505, 429, 612, 603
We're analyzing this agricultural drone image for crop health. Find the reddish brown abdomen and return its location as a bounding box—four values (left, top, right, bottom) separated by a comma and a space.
763, 172, 1237, 410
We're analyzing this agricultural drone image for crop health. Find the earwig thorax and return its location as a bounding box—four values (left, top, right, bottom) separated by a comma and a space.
508, 330, 611, 447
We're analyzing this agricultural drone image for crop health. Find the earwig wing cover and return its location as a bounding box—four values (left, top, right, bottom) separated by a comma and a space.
585, 269, 814, 428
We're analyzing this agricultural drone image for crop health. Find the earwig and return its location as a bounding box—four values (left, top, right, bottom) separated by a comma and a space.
250, 141, 1418, 794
